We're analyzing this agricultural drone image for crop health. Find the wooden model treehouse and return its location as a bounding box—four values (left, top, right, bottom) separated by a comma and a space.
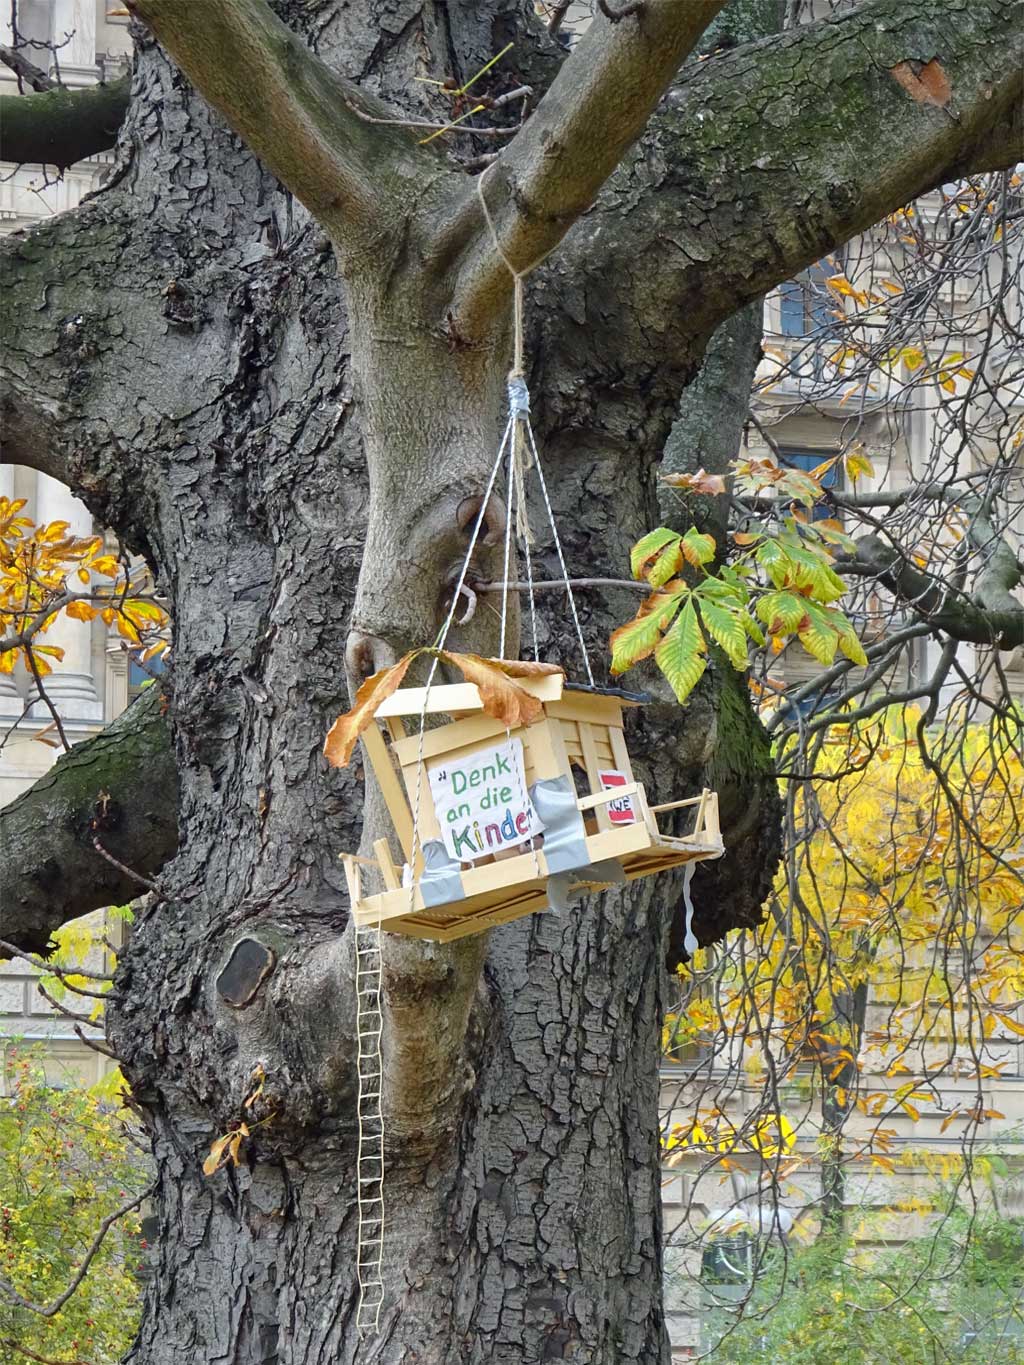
338, 667, 723, 942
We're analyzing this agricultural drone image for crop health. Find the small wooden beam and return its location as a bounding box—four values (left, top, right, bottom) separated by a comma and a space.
373, 838, 401, 891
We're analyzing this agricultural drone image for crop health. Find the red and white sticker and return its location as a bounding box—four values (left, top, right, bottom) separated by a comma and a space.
598, 769, 637, 825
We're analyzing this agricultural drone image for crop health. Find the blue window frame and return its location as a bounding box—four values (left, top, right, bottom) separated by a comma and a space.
778, 448, 839, 522
778, 260, 836, 338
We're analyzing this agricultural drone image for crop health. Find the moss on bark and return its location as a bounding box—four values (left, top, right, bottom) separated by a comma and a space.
0, 77, 130, 169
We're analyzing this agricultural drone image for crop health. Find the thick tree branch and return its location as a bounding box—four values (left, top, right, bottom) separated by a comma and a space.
0, 77, 129, 169
571, 0, 1023, 365
447, 0, 726, 329
125, 0, 437, 241
838, 534, 1023, 649
0, 682, 177, 955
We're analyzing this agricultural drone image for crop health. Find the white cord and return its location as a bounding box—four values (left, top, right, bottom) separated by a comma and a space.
354, 924, 385, 1336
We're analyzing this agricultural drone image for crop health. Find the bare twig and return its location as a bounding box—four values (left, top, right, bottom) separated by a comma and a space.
36, 981, 97, 1025
0, 939, 116, 993
343, 99, 522, 140
90, 837, 165, 898
23, 647, 69, 753
2, 1339, 93, 1365
73, 1024, 120, 1060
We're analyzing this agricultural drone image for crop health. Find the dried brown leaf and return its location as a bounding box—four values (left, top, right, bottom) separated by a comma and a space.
323, 651, 420, 768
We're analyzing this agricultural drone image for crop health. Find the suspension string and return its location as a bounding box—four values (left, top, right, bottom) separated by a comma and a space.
499, 408, 518, 661
520, 472, 540, 662
523, 419, 595, 687
476, 167, 593, 687
405, 416, 517, 914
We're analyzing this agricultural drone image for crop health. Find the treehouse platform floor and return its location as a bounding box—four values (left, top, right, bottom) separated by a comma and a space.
344, 819, 724, 943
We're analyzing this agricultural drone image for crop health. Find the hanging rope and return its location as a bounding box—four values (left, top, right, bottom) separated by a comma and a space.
476, 169, 595, 685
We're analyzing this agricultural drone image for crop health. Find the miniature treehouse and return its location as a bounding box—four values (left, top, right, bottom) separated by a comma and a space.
338, 668, 723, 942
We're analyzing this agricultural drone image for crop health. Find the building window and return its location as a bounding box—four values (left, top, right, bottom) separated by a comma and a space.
778, 448, 839, 522
778, 260, 836, 338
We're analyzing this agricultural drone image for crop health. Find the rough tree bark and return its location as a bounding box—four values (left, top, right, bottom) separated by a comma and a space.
1, 1, 1020, 1361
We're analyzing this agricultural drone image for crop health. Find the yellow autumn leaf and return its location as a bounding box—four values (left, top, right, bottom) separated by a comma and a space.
64, 599, 98, 622
845, 449, 875, 483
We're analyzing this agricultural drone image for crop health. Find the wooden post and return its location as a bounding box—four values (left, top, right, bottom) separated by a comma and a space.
361, 722, 415, 857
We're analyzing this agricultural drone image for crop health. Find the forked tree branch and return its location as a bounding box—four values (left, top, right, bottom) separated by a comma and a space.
125, 0, 438, 241
446, 0, 726, 329
0, 1183, 154, 1319
837, 534, 1024, 649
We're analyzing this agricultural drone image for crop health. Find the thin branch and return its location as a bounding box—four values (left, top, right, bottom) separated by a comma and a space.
342, 98, 522, 140
73, 1024, 120, 1060
0, 939, 115, 986
23, 646, 69, 752
35, 981, 99, 1025
0, 1183, 154, 1319
34, 984, 121, 1059
1, 1340, 93, 1365
765, 623, 933, 734
91, 836, 165, 898
0, 43, 55, 91
0, 587, 161, 653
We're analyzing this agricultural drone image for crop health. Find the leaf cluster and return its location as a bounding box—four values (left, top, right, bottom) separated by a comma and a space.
612, 461, 867, 702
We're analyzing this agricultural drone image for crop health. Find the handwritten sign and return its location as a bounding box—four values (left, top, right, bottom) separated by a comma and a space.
598, 769, 637, 825
428, 737, 543, 863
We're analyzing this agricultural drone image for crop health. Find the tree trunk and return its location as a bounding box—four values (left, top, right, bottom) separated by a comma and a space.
105, 233, 701, 1362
